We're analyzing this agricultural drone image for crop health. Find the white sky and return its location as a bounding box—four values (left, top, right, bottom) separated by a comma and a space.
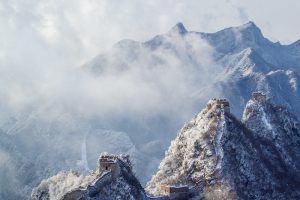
0, 0, 299, 66
0, 0, 299, 125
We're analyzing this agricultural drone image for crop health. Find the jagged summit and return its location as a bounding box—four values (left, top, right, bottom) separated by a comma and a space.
168, 21, 262, 38
197, 20, 272, 56
222, 21, 263, 37
239, 21, 264, 38
239, 21, 260, 30
235, 47, 272, 70
168, 22, 188, 35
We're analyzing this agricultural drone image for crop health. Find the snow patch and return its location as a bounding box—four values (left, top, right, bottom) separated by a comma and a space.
286, 70, 297, 91
260, 107, 272, 131
215, 113, 226, 170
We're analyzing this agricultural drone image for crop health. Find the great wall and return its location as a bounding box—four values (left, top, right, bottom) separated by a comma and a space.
60, 97, 239, 200
60, 153, 207, 200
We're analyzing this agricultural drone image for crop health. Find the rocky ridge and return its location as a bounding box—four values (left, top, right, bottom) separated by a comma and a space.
146, 92, 300, 199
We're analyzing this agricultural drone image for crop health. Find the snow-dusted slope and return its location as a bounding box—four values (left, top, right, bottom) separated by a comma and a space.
146, 99, 234, 194
198, 21, 300, 71
147, 94, 300, 199
243, 93, 300, 175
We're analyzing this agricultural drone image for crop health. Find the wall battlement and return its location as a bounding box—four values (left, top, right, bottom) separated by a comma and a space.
207, 98, 230, 113
160, 184, 189, 196
252, 92, 267, 103
98, 154, 119, 180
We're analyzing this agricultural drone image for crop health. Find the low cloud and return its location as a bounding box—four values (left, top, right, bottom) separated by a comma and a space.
1, 0, 298, 121
0, 25, 223, 129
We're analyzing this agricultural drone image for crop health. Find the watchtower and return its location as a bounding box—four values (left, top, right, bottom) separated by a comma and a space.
207, 98, 230, 113
160, 184, 189, 198
98, 154, 119, 180
252, 92, 267, 103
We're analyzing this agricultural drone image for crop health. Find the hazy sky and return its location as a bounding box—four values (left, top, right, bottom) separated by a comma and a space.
0, 0, 299, 66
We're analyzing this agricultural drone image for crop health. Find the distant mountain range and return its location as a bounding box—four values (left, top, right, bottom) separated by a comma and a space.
85, 21, 300, 117
1, 22, 300, 199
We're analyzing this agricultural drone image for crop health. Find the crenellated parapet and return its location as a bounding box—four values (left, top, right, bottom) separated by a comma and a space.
98, 154, 120, 180
207, 98, 230, 113
251, 91, 267, 103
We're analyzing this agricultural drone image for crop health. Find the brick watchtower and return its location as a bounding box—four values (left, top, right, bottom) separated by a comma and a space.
98, 154, 120, 181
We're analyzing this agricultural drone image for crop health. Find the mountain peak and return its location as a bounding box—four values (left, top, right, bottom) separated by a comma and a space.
244, 21, 257, 27
168, 22, 188, 35
238, 21, 263, 35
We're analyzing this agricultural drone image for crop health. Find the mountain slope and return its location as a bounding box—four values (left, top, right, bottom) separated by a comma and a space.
147, 94, 300, 199
243, 93, 300, 178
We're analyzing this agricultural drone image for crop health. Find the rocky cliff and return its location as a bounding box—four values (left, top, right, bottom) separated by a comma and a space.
147, 93, 300, 199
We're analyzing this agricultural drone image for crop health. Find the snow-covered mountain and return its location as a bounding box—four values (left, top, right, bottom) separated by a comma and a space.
147, 93, 300, 199
1, 22, 300, 199
85, 21, 300, 117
